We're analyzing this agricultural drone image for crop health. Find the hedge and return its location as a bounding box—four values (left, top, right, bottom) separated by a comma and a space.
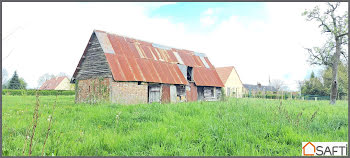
2, 89, 75, 96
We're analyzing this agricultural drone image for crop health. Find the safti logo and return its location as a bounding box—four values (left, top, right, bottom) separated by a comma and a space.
302, 142, 348, 156
303, 142, 316, 156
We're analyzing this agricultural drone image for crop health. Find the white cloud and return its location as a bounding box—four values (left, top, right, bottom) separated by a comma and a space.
200, 16, 216, 26
3, 2, 346, 90
200, 8, 217, 26
204, 8, 214, 15
189, 3, 339, 90
2, 2, 181, 88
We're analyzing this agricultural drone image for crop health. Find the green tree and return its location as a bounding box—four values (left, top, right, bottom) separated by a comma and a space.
301, 73, 328, 96
322, 62, 348, 99
302, 2, 348, 104
8, 71, 21, 89
19, 77, 28, 89
310, 71, 315, 78
7, 71, 27, 89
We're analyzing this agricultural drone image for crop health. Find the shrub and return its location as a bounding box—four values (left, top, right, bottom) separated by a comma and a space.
2, 89, 75, 96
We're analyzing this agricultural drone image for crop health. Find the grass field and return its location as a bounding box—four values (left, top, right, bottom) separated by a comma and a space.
2, 95, 348, 156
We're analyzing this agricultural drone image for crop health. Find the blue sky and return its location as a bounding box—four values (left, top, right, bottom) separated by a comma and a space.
148, 2, 267, 32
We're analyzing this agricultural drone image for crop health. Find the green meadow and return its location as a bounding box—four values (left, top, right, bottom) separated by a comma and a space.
2, 95, 348, 156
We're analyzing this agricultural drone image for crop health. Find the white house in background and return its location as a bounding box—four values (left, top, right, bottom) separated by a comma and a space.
39, 76, 74, 90
216, 66, 244, 98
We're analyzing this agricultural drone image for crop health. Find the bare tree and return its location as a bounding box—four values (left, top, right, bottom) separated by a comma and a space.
270, 79, 285, 92
57, 72, 72, 80
302, 2, 348, 104
296, 80, 305, 95
57, 72, 67, 77
37, 73, 56, 89
2, 68, 8, 84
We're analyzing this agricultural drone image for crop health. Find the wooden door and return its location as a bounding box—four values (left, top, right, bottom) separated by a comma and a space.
149, 85, 160, 103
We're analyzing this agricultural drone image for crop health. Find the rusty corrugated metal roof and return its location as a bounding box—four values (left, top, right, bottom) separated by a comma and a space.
82, 30, 223, 87
193, 67, 223, 87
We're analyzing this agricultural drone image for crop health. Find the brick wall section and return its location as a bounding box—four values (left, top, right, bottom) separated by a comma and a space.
76, 77, 110, 103
110, 81, 148, 105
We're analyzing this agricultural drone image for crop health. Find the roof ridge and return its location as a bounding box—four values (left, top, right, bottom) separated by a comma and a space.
93, 29, 207, 56
216, 66, 234, 69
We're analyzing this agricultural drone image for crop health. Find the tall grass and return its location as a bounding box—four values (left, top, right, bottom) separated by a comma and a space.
41, 95, 57, 156
2, 95, 348, 156
28, 92, 41, 156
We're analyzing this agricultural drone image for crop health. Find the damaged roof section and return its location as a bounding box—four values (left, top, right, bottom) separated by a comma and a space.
87, 30, 224, 87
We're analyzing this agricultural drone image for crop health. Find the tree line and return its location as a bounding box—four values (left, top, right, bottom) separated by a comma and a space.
2, 68, 71, 90
300, 62, 348, 99
2, 70, 27, 89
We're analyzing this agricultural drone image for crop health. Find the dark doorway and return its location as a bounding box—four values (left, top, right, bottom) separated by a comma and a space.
187, 66, 193, 81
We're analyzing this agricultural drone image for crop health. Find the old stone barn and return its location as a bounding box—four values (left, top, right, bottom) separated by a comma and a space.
71, 30, 224, 104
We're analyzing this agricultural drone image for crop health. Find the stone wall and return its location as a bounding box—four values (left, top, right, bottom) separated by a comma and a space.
110, 81, 148, 105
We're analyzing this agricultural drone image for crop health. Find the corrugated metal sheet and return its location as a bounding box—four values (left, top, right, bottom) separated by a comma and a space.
92, 30, 223, 87
173, 51, 184, 64
204, 57, 215, 69
194, 52, 206, 57
177, 50, 196, 67
95, 31, 115, 54
161, 84, 171, 103
186, 82, 198, 101
152, 43, 172, 50
177, 64, 187, 80
199, 56, 210, 68
193, 67, 224, 87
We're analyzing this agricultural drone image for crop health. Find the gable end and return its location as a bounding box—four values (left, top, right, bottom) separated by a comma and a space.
72, 32, 112, 81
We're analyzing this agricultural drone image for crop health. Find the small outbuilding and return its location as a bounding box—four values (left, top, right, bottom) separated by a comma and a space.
71, 30, 224, 104
40, 76, 74, 90
216, 66, 244, 98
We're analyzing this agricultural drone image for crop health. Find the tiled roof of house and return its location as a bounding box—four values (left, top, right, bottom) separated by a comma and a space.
39, 76, 67, 90
216, 66, 243, 86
